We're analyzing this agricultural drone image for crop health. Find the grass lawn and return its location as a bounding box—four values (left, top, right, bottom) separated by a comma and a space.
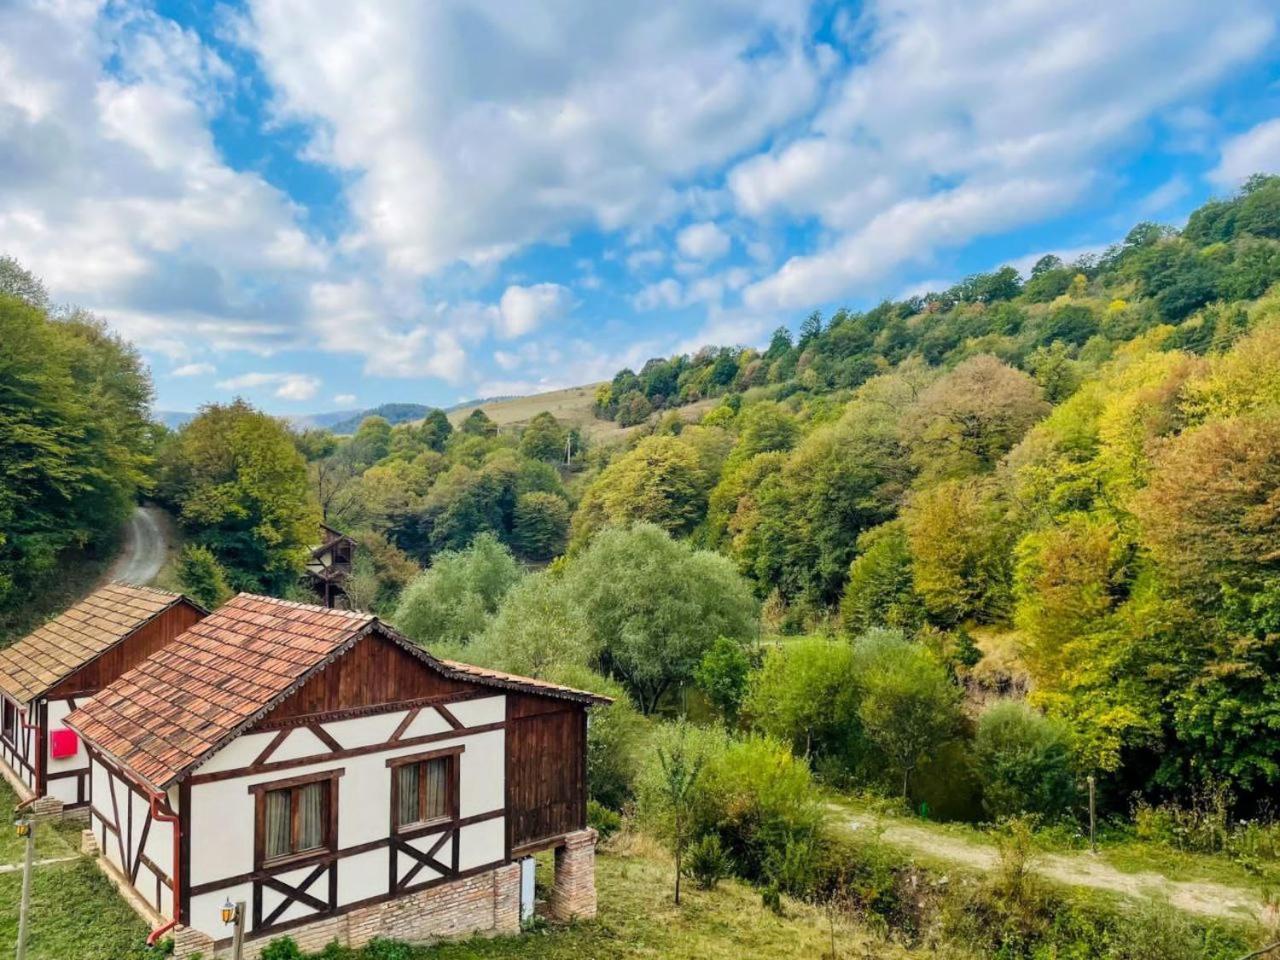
307, 835, 917, 960
1, 780, 150, 960
0, 781, 82, 864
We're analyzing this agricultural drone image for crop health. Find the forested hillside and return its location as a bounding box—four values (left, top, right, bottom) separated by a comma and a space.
0, 257, 154, 637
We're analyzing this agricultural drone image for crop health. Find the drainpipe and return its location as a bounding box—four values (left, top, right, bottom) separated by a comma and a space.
146, 792, 182, 947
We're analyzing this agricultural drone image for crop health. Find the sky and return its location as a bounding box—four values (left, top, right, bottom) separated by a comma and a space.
3, 1, 1280, 415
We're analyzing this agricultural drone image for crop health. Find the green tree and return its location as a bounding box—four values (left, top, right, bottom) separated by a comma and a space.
903, 355, 1049, 482
460, 408, 498, 437
853, 629, 961, 797
157, 400, 316, 594
743, 639, 861, 766
571, 435, 710, 547
693, 637, 752, 728
520, 411, 567, 462
737, 401, 799, 457
653, 723, 706, 905
839, 521, 924, 634
973, 702, 1076, 820
348, 415, 393, 466
469, 571, 594, 677
511, 491, 570, 560
176, 544, 232, 610
563, 524, 757, 713
418, 408, 454, 451
0, 294, 152, 609
392, 532, 521, 647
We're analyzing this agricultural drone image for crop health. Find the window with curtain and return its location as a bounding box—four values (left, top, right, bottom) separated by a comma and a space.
261, 780, 328, 862
1, 700, 14, 742
394, 756, 453, 829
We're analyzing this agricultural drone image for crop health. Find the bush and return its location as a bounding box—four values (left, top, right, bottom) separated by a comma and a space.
260, 938, 303, 960
392, 532, 520, 645
176, 544, 232, 610
588, 799, 622, 840
638, 725, 826, 884
363, 938, 412, 960
684, 833, 732, 890
973, 701, 1076, 820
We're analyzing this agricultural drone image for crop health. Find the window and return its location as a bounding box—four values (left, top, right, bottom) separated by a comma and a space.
251, 770, 342, 867
1, 700, 15, 743
389, 747, 462, 831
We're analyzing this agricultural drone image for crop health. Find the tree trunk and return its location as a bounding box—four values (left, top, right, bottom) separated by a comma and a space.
674, 847, 682, 905
902, 767, 910, 800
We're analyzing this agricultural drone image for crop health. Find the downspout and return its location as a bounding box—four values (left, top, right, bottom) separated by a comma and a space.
146, 791, 182, 946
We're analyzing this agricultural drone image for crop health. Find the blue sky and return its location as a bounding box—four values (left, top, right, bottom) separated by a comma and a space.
4, 1, 1280, 414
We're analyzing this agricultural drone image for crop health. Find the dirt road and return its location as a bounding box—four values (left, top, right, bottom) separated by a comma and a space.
841, 811, 1267, 923
105, 505, 169, 585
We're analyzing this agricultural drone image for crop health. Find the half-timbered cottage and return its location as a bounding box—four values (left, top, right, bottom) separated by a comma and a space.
65, 593, 608, 958
0, 582, 205, 818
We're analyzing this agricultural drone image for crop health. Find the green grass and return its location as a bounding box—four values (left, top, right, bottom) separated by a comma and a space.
270, 837, 918, 960
0, 860, 151, 960
0, 781, 81, 864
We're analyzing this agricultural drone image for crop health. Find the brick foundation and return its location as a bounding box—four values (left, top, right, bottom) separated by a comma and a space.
548, 828, 598, 921
173, 862, 523, 960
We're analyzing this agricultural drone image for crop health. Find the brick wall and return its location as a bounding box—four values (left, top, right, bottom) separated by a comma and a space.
548, 828, 597, 921
173, 863, 523, 960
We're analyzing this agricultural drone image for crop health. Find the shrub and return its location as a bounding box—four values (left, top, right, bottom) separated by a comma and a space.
176, 544, 232, 610
363, 938, 412, 960
973, 701, 1076, 820
260, 938, 303, 960
684, 833, 733, 890
588, 799, 622, 840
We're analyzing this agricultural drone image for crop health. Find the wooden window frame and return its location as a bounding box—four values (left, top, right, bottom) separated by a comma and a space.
387, 746, 464, 833
248, 769, 343, 870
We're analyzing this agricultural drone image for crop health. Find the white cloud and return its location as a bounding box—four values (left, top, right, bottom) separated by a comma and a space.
217, 371, 322, 401
747, 175, 1086, 310
333, 393, 357, 405
633, 278, 683, 311
497, 283, 572, 339
740, 0, 1276, 308
676, 222, 731, 261
1211, 117, 1280, 186
239, 1, 819, 274
170, 362, 215, 377
626, 248, 665, 273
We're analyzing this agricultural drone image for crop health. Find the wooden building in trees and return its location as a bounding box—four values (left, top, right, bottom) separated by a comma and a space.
304, 523, 356, 608
0, 583, 205, 817
66, 593, 607, 957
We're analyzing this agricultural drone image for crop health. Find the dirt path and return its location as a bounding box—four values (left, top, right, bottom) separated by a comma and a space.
842, 812, 1266, 922
105, 505, 169, 585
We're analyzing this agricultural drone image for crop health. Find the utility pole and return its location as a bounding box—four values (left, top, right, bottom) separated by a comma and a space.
15, 815, 34, 960
564, 432, 573, 467
232, 900, 246, 960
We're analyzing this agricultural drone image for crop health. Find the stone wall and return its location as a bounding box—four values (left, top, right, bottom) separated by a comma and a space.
173, 863, 522, 959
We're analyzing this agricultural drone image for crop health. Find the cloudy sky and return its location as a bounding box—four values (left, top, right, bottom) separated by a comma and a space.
4, 0, 1280, 413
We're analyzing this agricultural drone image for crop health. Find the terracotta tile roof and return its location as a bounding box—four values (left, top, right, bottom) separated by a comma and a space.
68, 593, 612, 790
0, 582, 190, 704
66, 594, 374, 790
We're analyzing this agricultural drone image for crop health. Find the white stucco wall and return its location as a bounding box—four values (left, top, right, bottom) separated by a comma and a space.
184, 696, 507, 940
45, 697, 89, 804
89, 755, 177, 918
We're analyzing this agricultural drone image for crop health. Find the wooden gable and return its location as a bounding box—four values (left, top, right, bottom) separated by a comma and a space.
45, 599, 205, 700
259, 629, 477, 726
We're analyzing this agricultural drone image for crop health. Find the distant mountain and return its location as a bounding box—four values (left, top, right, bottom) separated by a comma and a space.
153, 398, 521, 436
325, 403, 435, 435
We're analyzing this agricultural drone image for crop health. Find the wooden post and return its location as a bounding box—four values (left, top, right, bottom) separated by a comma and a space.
1087, 775, 1097, 854
16, 819, 34, 960
232, 900, 246, 960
